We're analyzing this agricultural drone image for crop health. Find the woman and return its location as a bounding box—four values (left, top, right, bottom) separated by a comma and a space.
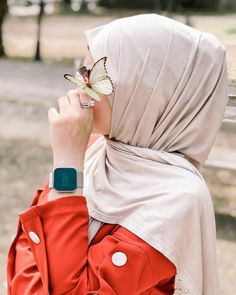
7, 13, 228, 295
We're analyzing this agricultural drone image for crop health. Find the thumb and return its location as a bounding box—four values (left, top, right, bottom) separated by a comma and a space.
48, 107, 59, 122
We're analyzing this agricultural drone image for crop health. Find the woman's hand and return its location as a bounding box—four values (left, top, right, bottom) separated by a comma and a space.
48, 88, 94, 171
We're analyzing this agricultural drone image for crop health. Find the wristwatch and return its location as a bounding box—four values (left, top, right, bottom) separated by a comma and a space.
49, 167, 84, 192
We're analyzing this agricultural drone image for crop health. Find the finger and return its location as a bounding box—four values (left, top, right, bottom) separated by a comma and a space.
67, 89, 81, 111
48, 107, 59, 122
70, 88, 94, 112
77, 87, 91, 104
58, 96, 70, 114
76, 87, 95, 111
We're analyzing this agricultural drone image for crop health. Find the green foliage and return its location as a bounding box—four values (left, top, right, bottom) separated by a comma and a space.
226, 27, 236, 35
98, 0, 156, 10
98, 0, 236, 11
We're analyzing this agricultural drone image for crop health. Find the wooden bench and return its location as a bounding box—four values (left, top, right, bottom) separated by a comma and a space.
204, 94, 236, 170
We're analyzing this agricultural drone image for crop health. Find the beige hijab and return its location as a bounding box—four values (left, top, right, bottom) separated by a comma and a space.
83, 13, 228, 295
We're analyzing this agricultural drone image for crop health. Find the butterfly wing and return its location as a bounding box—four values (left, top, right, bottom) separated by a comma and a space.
89, 57, 114, 95
89, 57, 108, 84
64, 74, 86, 89
64, 74, 101, 101
91, 77, 114, 95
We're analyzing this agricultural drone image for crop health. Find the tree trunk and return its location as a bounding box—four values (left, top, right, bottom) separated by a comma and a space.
80, 0, 89, 12
0, 0, 7, 56
217, 0, 228, 12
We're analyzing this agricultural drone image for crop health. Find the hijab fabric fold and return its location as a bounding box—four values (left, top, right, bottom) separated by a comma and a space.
83, 13, 228, 295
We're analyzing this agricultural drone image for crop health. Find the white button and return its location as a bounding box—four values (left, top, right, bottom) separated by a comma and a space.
111, 251, 127, 266
29, 231, 40, 244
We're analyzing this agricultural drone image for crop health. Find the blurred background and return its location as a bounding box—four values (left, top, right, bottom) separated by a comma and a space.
0, 0, 236, 294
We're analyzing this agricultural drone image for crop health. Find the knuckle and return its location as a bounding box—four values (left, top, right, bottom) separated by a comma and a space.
52, 114, 67, 125
60, 114, 71, 123
58, 96, 67, 102
70, 112, 80, 121
67, 89, 76, 97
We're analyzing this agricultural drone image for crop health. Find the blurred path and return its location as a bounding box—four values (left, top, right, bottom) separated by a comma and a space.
0, 58, 73, 146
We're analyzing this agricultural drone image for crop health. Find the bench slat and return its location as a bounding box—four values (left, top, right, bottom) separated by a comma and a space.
204, 147, 236, 170
223, 106, 236, 121
205, 94, 236, 170
228, 94, 236, 107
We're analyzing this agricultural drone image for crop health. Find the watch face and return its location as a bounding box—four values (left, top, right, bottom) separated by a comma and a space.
54, 167, 77, 191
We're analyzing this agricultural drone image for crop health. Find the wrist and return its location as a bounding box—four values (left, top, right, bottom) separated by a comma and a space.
52, 151, 85, 171
53, 159, 84, 172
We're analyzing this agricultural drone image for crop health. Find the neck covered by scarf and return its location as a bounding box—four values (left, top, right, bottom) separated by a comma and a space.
83, 13, 228, 295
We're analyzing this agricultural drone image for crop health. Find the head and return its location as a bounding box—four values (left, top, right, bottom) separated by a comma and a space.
84, 13, 228, 168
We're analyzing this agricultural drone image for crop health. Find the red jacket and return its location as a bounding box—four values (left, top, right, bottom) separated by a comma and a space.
7, 135, 177, 295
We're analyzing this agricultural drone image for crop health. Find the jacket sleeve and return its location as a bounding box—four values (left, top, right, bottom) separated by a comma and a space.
7, 182, 177, 295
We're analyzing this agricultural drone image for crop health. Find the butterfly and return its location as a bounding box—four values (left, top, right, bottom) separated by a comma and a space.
64, 56, 114, 101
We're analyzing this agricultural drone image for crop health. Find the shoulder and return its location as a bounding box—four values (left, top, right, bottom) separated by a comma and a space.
173, 168, 212, 207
